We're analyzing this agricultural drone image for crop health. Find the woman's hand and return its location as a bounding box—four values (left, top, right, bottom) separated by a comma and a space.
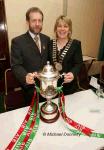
26, 72, 38, 84
64, 72, 74, 83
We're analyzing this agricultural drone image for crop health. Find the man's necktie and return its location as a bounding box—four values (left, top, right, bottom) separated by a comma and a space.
34, 35, 40, 52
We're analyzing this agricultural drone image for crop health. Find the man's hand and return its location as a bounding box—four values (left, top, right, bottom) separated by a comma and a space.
26, 72, 38, 84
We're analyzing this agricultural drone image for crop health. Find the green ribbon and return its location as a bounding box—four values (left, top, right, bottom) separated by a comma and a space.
57, 86, 104, 138
24, 108, 40, 149
35, 85, 40, 93
13, 88, 40, 149
13, 99, 36, 149
56, 86, 63, 93
65, 125, 104, 138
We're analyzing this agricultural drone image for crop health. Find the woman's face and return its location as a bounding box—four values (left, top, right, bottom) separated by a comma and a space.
56, 20, 70, 39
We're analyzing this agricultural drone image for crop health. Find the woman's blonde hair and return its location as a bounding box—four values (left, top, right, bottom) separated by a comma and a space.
54, 15, 72, 39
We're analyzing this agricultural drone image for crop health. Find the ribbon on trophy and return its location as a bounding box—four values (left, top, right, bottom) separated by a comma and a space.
5, 85, 104, 150
58, 92, 93, 136
5, 86, 40, 150
56, 86, 104, 138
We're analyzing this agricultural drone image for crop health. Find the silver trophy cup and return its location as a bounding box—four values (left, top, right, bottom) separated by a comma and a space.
38, 61, 60, 123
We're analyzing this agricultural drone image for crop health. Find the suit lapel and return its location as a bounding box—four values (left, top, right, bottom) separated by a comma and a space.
25, 32, 48, 57
25, 32, 40, 55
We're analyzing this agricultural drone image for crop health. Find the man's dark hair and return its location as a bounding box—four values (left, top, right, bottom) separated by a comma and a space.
26, 7, 44, 21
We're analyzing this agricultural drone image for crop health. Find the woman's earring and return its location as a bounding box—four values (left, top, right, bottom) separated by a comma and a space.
69, 31, 71, 35
68, 31, 71, 38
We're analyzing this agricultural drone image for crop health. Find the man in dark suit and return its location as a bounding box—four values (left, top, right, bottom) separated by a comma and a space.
11, 7, 50, 105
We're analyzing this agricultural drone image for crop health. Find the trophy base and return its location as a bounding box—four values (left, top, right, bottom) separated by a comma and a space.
40, 102, 60, 123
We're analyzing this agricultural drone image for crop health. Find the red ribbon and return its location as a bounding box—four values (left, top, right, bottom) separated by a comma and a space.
5, 90, 37, 150
19, 93, 39, 150
59, 93, 93, 136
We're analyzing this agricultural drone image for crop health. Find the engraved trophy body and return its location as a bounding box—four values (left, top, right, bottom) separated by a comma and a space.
38, 61, 60, 123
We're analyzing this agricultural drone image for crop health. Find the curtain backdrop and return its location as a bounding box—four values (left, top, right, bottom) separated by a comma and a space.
98, 23, 104, 60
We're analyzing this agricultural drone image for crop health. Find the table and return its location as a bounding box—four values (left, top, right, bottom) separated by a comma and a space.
83, 55, 96, 62
83, 55, 96, 73
0, 90, 104, 150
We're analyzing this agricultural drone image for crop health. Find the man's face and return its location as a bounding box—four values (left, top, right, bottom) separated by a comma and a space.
27, 12, 43, 34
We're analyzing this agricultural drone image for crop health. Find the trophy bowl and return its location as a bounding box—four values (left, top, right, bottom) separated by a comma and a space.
38, 61, 60, 123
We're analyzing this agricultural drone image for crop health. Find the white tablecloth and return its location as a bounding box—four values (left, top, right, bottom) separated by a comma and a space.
0, 90, 104, 150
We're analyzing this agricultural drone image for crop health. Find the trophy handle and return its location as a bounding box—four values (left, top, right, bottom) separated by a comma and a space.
59, 73, 66, 86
